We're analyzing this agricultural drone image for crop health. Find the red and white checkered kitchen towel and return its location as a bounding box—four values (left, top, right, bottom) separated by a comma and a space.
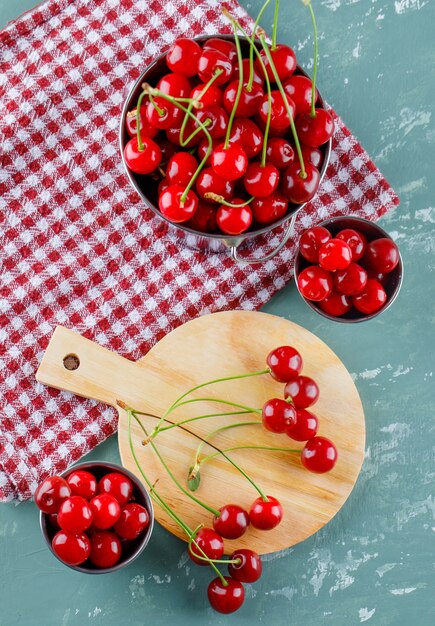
0, 0, 399, 501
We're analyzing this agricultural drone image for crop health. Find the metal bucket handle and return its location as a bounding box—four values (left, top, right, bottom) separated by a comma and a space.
230, 212, 298, 266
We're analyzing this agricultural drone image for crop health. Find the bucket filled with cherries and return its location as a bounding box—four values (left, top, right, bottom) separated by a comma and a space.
120, 0, 333, 263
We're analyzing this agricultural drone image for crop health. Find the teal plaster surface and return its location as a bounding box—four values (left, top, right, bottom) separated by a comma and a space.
1, 1, 434, 624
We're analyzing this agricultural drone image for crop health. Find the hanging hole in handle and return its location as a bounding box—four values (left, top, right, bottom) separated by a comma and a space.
63, 354, 80, 371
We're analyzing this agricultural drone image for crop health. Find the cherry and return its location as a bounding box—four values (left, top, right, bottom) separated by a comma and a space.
283, 75, 318, 114
216, 201, 252, 235
57, 496, 93, 534
187, 201, 217, 233
211, 144, 248, 181
352, 279, 387, 314
157, 73, 192, 98
125, 106, 158, 139
230, 58, 264, 86
266, 138, 294, 170
166, 152, 198, 187
244, 162, 279, 198
198, 49, 233, 86
158, 178, 170, 197
295, 109, 334, 147
89, 531, 122, 568
114, 503, 150, 540
228, 549, 262, 583
336, 228, 367, 261
89, 493, 121, 529
190, 83, 223, 108
318, 291, 352, 317
197, 137, 220, 166
196, 168, 235, 203
52, 530, 90, 566
223, 80, 264, 117
363, 238, 400, 274
159, 185, 198, 223
301, 437, 338, 473
98, 472, 133, 507
34, 475, 71, 514
166, 38, 201, 77
284, 376, 319, 408
249, 496, 283, 530
166, 122, 200, 148
158, 138, 178, 164
66, 470, 97, 500
213, 504, 250, 539
251, 192, 288, 226
334, 262, 367, 296
300, 144, 323, 169
297, 265, 333, 301
299, 226, 331, 263
256, 44, 296, 81
208, 576, 245, 614
229, 118, 263, 158
255, 113, 288, 138
204, 37, 237, 63
366, 269, 389, 286
286, 408, 318, 441
280, 162, 320, 204
262, 398, 296, 433
266, 345, 303, 382
258, 91, 296, 132
188, 527, 224, 565
318, 239, 352, 271
124, 137, 162, 175
146, 97, 182, 130
195, 105, 229, 139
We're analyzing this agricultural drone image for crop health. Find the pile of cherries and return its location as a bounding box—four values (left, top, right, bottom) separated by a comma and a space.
35, 469, 150, 568
296, 225, 400, 317
264, 345, 338, 473
123, 33, 333, 235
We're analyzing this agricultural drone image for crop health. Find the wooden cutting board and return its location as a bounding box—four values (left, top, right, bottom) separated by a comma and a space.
36, 311, 365, 555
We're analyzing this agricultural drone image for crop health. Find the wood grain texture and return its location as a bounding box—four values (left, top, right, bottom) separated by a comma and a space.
36, 311, 365, 554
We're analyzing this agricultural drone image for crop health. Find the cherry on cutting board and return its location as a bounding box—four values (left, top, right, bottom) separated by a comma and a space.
286, 408, 319, 441
266, 345, 303, 382
301, 436, 338, 473
249, 495, 283, 530
213, 504, 250, 539
188, 528, 224, 565
284, 375, 319, 409
262, 398, 296, 433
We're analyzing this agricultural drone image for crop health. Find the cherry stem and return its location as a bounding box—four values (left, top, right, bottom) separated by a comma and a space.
241, 0, 273, 91
182, 117, 212, 145
272, 0, 280, 50
259, 35, 307, 178
135, 90, 148, 152
204, 193, 254, 207
168, 396, 261, 416
149, 93, 165, 117
201, 444, 300, 464
180, 69, 223, 144
157, 410, 253, 435
305, 1, 318, 118
186, 547, 242, 566
224, 25, 243, 149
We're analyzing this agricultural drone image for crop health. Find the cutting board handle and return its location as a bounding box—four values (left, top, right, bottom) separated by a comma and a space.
36, 326, 140, 408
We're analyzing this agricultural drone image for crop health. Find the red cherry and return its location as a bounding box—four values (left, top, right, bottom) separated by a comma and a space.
166, 38, 201, 77
297, 265, 333, 301
124, 137, 162, 175
198, 49, 232, 86
66, 470, 97, 500
187, 201, 217, 233
52, 530, 90, 566
300, 144, 323, 169
256, 44, 296, 81
334, 262, 368, 296
197, 137, 221, 166
286, 408, 318, 441
223, 80, 264, 117
228, 549, 262, 583
301, 437, 338, 473
229, 118, 263, 158
244, 162, 279, 198
280, 162, 320, 204
251, 192, 288, 226
262, 398, 296, 433
34, 476, 71, 514
299, 226, 332, 263
318, 291, 352, 317
89, 530, 122, 568
204, 37, 237, 63
352, 279, 387, 314
249, 496, 283, 530
57, 496, 93, 534
259, 90, 296, 132
266, 138, 295, 170
208, 576, 245, 614
190, 83, 223, 108
216, 201, 252, 235
195, 105, 229, 139
98, 472, 133, 507
283, 75, 318, 114
125, 106, 158, 139
188, 528, 224, 565
89, 493, 121, 530
295, 109, 334, 147
146, 97, 182, 130
336, 228, 367, 261
166, 121, 200, 148
284, 376, 319, 409
366, 269, 389, 286
157, 73, 192, 98
159, 184, 198, 223
266, 345, 303, 382
114, 503, 150, 540
211, 144, 248, 181
230, 58, 264, 86
213, 504, 250, 539
196, 168, 235, 203
318, 239, 352, 271
166, 152, 198, 187
363, 238, 400, 274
